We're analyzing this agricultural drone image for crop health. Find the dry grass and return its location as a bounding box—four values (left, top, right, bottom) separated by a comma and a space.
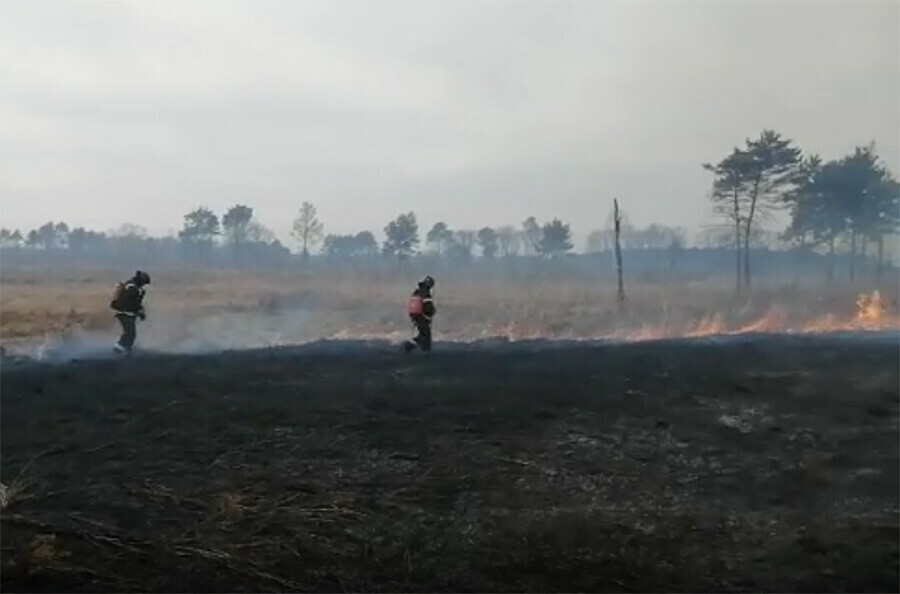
1, 264, 898, 343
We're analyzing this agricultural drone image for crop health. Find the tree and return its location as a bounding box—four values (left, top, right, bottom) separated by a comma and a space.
426, 222, 454, 256
785, 144, 899, 281
585, 229, 611, 253
222, 204, 254, 245
496, 226, 521, 257
840, 145, 899, 280
323, 231, 379, 259
245, 221, 276, 244
0, 228, 23, 248
738, 130, 801, 287
521, 216, 542, 255
704, 148, 752, 292
67, 227, 107, 253
54, 222, 70, 248
477, 227, 499, 258
537, 218, 573, 257
866, 172, 900, 277
601, 208, 639, 249
383, 212, 419, 261
25, 222, 69, 249
782, 155, 824, 248
108, 223, 151, 258
705, 131, 800, 289
66, 227, 87, 252
179, 207, 220, 248
323, 234, 352, 259
112, 223, 148, 239
827, 145, 896, 280
632, 224, 685, 249
354, 231, 378, 256
667, 227, 688, 249
785, 156, 846, 278
291, 202, 324, 258
451, 230, 477, 259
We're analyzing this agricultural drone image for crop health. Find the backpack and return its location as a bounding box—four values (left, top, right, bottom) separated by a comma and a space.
110, 282, 125, 310
407, 295, 424, 316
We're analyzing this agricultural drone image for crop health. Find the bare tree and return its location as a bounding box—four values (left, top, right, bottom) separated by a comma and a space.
291, 202, 324, 258
496, 226, 521, 257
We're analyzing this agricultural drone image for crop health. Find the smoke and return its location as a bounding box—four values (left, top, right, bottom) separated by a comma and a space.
139, 307, 327, 354
1, 306, 332, 364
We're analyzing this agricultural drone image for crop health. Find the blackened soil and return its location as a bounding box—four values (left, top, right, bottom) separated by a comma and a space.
2, 335, 898, 592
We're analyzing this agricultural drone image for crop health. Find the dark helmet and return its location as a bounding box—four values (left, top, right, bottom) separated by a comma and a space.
134, 270, 151, 286
421, 275, 435, 289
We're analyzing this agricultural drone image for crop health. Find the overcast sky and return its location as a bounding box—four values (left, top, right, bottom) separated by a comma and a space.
1, 0, 897, 246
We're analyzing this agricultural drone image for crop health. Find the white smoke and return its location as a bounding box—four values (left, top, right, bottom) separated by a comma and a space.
1, 306, 336, 363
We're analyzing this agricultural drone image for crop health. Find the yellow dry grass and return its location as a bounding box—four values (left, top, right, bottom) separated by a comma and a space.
1, 264, 897, 342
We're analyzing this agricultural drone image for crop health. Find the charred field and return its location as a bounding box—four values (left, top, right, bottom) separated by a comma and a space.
1, 334, 898, 593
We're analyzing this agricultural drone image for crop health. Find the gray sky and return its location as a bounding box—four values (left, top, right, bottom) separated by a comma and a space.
1, 0, 898, 246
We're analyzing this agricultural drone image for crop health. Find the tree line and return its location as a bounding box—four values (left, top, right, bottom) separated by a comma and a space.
0, 207, 693, 263
2, 130, 897, 284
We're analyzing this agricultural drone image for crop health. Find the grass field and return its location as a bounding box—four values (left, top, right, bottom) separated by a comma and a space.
1, 265, 897, 349
1, 265, 898, 592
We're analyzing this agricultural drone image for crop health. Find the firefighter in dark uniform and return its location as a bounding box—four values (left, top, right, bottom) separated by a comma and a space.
111, 270, 150, 353
404, 275, 436, 352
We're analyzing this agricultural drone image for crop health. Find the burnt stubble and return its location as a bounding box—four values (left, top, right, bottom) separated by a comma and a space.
2, 335, 898, 592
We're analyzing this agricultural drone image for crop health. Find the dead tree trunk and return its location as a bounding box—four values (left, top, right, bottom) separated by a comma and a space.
876, 235, 884, 279
827, 235, 835, 282
614, 198, 625, 311
732, 187, 742, 294
742, 174, 762, 290
735, 218, 742, 294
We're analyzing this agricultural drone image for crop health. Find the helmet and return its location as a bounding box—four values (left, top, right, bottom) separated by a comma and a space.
421, 275, 435, 289
134, 270, 151, 286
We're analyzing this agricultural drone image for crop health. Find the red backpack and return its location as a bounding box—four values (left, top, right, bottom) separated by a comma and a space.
408, 295, 424, 316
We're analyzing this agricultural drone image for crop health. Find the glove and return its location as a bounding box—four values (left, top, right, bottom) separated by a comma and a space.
138, 311, 146, 321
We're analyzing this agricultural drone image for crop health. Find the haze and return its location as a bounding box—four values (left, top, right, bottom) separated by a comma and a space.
1, 0, 897, 245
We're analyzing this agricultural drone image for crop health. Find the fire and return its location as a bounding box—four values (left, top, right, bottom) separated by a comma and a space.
325, 290, 899, 344
856, 290, 886, 323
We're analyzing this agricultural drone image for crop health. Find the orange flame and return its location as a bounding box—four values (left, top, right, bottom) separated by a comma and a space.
856, 290, 886, 323
326, 291, 899, 344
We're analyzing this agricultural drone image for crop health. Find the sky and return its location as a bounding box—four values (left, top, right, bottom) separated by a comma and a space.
1, 0, 898, 247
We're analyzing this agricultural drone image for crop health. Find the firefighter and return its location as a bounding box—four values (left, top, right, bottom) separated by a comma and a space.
404, 275, 436, 353
111, 270, 150, 354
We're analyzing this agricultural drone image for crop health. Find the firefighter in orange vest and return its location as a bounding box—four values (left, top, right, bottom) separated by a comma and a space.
404, 276, 436, 352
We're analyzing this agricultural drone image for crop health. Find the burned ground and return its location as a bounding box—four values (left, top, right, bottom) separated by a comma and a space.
1, 335, 898, 592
